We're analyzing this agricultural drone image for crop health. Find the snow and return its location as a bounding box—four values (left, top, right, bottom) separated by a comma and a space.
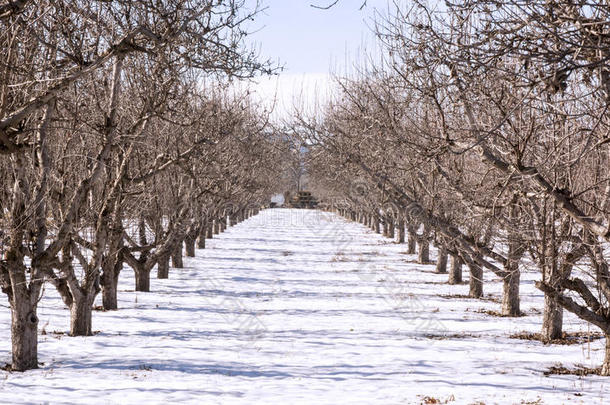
1, 208, 608, 404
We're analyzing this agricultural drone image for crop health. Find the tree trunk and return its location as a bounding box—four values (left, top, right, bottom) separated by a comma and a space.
374, 216, 380, 233
185, 235, 196, 257
542, 294, 563, 340
541, 257, 565, 341
501, 240, 523, 316
397, 218, 405, 243
602, 335, 610, 376
468, 263, 483, 298
418, 229, 430, 264
219, 217, 226, 232
387, 218, 395, 239
101, 278, 118, 311
101, 269, 119, 311
158, 254, 170, 279
206, 220, 214, 238
69, 293, 94, 336
448, 254, 463, 284
501, 270, 521, 316
435, 247, 448, 274
382, 217, 390, 237
213, 219, 220, 235
197, 221, 206, 249
10, 299, 39, 371
171, 243, 183, 268
101, 254, 121, 311
407, 228, 417, 254
135, 268, 151, 292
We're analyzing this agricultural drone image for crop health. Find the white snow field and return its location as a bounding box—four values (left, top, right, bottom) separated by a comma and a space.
1, 208, 609, 404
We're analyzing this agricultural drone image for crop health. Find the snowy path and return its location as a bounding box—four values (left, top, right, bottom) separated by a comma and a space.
1, 209, 608, 404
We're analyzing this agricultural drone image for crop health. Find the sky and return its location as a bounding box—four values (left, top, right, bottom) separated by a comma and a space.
243, 0, 387, 122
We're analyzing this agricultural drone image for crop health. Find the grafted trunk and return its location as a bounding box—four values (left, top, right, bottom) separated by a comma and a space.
397, 218, 405, 243
448, 254, 463, 284
185, 235, 196, 257
171, 243, 183, 268
158, 254, 170, 279
407, 228, 417, 254
435, 247, 448, 274
135, 268, 151, 292
542, 295, 563, 340
468, 263, 483, 298
69, 293, 94, 336
10, 299, 39, 371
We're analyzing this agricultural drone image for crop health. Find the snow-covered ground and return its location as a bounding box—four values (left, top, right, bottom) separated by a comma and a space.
1, 209, 608, 404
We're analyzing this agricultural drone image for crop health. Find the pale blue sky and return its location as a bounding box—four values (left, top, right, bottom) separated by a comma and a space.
247, 0, 382, 74
243, 0, 387, 120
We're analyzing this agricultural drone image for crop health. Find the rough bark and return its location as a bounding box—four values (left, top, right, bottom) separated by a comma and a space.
501, 239, 524, 316
435, 246, 448, 274
10, 298, 39, 371
206, 220, 214, 239
418, 227, 431, 264
69, 292, 94, 336
158, 254, 170, 279
449, 254, 463, 284
382, 217, 390, 237
135, 268, 151, 292
397, 218, 405, 243
101, 273, 118, 311
101, 251, 122, 311
185, 236, 196, 257
171, 243, 183, 268
197, 220, 207, 249
501, 270, 521, 316
542, 295, 563, 340
387, 217, 395, 239
469, 263, 483, 298
407, 226, 417, 254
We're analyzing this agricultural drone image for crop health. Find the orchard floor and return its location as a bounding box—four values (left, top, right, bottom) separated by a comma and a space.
1, 209, 608, 404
